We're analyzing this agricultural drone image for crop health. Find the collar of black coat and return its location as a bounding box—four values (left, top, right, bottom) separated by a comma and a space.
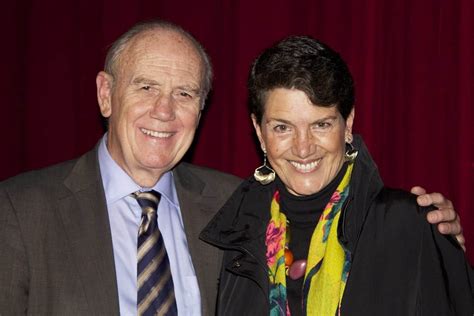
200, 176, 274, 247
341, 135, 384, 253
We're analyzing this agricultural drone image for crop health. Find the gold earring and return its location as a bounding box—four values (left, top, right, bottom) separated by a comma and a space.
346, 134, 353, 143
344, 141, 358, 162
254, 151, 276, 185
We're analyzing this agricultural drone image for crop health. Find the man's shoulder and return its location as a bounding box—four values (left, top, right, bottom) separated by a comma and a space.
0, 158, 81, 218
1, 158, 77, 192
175, 162, 242, 188
0, 148, 98, 198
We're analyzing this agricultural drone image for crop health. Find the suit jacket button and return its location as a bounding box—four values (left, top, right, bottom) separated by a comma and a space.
232, 261, 241, 269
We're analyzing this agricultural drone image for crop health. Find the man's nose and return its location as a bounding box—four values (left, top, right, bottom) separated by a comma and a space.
150, 94, 176, 121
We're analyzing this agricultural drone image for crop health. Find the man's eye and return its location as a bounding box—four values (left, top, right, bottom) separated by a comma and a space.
174, 90, 199, 103
141, 85, 151, 91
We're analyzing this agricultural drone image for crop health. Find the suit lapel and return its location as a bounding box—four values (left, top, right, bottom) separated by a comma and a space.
173, 164, 222, 316
57, 148, 119, 315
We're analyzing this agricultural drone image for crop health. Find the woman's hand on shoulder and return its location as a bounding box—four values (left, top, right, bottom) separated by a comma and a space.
410, 186, 465, 251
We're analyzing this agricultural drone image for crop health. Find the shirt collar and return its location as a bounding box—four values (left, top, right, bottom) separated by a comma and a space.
97, 134, 178, 207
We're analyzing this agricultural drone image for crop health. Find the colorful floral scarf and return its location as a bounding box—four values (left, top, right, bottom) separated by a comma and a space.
265, 163, 353, 316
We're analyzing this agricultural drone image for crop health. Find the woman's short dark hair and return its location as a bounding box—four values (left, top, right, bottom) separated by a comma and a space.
248, 36, 354, 124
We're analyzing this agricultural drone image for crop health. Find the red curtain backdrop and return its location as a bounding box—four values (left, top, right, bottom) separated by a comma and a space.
2, 0, 473, 263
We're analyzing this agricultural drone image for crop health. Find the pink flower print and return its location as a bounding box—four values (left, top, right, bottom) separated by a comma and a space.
274, 191, 281, 203
265, 221, 285, 266
330, 191, 341, 204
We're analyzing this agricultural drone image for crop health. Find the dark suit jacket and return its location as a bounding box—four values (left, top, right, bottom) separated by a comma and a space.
0, 147, 241, 315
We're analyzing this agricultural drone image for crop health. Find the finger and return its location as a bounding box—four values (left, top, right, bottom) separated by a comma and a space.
455, 234, 466, 251
426, 208, 457, 223
417, 192, 453, 208
410, 186, 426, 195
430, 193, 453, 208
436, 222, 462, 236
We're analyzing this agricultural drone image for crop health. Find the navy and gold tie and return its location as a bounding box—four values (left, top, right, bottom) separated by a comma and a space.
133, 190, 178, 316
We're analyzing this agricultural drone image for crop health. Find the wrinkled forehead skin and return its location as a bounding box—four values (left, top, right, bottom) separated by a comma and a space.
113, 28, 205, 90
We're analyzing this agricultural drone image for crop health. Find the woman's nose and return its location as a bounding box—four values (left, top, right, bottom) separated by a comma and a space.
292, 132, 315, 158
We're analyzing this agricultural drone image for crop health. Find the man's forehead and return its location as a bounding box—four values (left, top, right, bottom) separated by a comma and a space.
128, 29, 198, 59
117, 29, 202, 72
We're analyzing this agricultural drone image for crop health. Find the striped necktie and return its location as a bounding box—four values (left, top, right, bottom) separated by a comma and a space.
133, 190, 178, 316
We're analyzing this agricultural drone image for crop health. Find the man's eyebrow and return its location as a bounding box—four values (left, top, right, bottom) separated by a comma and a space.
132, 77, 160, 85
177, 85, 202, 94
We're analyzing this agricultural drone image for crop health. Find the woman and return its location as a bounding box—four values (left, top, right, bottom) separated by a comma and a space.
200, 36, 473, 315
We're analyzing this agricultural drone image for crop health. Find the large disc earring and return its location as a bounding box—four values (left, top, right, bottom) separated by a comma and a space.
344, 138, 358, 162
254, 151, 276, 185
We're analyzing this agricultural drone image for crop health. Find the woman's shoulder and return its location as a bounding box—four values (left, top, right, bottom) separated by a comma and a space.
361, 187, 436, 255
365, 187, 472, 313
345, 187, 472, 315
366, 186, 464, 261
371, 187, 433, 222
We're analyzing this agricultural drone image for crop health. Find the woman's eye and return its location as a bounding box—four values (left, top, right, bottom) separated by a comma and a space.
315, 122, 331, 129
274, 125, 289, 133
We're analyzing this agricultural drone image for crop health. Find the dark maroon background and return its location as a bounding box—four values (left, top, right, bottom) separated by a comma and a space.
2, 0, 473, 262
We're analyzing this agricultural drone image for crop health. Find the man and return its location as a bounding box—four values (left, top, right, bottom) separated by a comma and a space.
0, 20, 465, 315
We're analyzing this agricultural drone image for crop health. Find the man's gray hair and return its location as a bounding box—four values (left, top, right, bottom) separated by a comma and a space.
104, 19, 213, 106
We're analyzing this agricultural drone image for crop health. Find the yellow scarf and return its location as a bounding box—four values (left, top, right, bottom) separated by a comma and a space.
265, 163, 353, 315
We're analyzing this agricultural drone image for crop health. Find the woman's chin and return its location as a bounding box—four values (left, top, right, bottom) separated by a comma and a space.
285, 182, 324, 196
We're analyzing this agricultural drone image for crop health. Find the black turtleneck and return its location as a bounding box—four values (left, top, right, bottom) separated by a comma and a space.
276, 162, 348, 316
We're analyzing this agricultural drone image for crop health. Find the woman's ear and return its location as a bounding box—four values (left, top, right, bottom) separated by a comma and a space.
96, 71, 114, 118
251, 114, 266, 151
345, 108, 355, 136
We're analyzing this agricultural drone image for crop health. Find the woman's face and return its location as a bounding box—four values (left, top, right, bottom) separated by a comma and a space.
252, 88, 354, 196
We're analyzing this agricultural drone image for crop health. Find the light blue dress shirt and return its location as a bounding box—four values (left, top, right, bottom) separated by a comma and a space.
97, 135, 201, 315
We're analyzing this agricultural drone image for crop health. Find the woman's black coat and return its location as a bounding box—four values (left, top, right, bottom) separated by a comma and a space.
200, 135, 473, 315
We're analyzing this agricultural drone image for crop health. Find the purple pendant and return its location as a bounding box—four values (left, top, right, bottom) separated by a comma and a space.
288, 259, 307, 280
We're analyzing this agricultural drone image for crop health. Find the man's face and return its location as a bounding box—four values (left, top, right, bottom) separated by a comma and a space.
96, 29, 203, 187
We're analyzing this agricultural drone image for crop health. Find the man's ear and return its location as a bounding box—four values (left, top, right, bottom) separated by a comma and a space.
96, 71, 114, 118
251, 114, 266, 152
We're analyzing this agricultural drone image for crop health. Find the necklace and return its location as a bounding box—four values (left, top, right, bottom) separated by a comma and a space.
284, 221, 307, 280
